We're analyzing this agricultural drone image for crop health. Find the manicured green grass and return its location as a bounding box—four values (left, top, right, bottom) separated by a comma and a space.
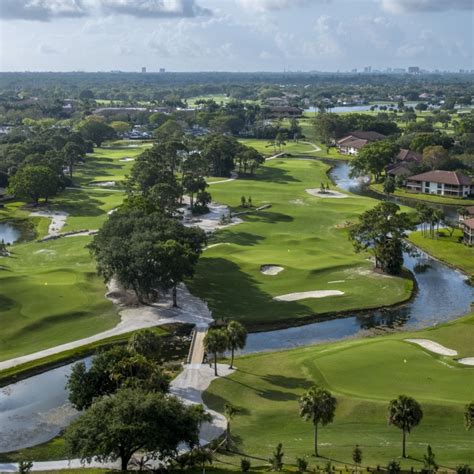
189, 159, 412, 329
371, 183, 474, 206
409, 229, 474, 279
203, 313, 474, 469
0, 143, 152, 361
238, 138, 320, 157
0, 236, 120, 361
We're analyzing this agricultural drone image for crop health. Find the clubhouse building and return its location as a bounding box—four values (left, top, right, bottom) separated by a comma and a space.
405, 170, 472, 198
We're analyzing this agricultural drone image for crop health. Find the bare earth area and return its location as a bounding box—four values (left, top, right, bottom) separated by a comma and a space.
261, 265, 284, 276
274, 290, 344, 302
405, 339, 458, 356
30, 210, 68, 237
306, 188, 348, 199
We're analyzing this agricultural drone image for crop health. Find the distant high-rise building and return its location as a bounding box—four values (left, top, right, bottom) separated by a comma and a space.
363, 66, 371, 73
393, 68, 405, 73
159, 68, 166, 73
408, 66, 420, 74
141, 67, 147, 73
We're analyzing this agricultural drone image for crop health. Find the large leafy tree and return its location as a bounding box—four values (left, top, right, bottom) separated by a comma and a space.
77, 117, 116, 147
388, 395, 423, 458
350, 140, 400, 182
204, 329, 229, 376
226, 320, 247, 369
199, 134, 240, 177
299, 385, 337, 457
8, 164, 61, 205
349, 201, 414, 275
127, 329, 162, 362
67, 345, 169, 411
65, 388, 209, 471
88, 209, 206, 303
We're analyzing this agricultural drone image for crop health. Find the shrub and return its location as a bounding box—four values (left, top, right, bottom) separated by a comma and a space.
241, 458, 251, 472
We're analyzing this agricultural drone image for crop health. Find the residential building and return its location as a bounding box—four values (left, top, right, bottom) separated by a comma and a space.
405, 170, 472, 198
336, 131, 386, 155
264, 106, 303, 118
460, 218, 474, 245
459, 206, 474, 223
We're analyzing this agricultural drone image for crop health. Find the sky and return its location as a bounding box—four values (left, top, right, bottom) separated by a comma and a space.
0, 0, 473, 72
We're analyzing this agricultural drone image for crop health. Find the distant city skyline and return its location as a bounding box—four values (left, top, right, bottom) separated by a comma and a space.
0, 0, 473, 72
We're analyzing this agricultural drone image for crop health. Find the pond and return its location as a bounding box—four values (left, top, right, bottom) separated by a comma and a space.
0, 222, 21, 245
305, 102, 420, 113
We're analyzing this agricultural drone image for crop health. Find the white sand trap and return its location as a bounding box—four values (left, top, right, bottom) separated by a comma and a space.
119, 158, 135, 162
306, 188, 348, 199
405, 339, 458, 356
30, 210, 68, 237
91, 181, 116, 187
274, 290, 344, 302
458, 358, 474, 366
261, 265, 284, 276
328, 280, 345, 284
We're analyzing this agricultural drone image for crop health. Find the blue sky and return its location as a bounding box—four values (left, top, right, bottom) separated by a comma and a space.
0, 0, 472, 72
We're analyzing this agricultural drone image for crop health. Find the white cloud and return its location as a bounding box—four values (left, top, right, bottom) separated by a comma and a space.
39, 43, 62, 54
237, 0, 326, 13
0, 0, 211, 21
381, 0, 473, 14
100, 0, 211, 18
0, 0, 88, 21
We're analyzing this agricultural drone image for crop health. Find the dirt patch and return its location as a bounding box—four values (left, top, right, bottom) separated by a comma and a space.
261, 265, 284, 276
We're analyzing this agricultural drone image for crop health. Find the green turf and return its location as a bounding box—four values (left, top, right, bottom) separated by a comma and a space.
238, 138, 320, 157
409, 229, 474, 279
203, 313, 474, 469
189, 159, 412, 329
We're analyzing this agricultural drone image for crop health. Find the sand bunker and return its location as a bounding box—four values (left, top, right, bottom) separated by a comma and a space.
261, 265, 284, 276
30, 210, 68, 237
119, 157, 135, 162
405, 339, 458, 356
91, 181, 117, 187
458, 358, 474, 366
274, 290, 344, 302
306, 188, 348, 199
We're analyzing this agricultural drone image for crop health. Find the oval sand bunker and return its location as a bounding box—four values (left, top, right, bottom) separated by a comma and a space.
261, 265, 284, 276
274, 290, 344, 301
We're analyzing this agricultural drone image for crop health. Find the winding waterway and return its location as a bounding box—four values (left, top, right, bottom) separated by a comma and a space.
0, 160, 472, 453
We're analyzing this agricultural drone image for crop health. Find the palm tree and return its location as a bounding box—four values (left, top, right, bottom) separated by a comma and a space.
388, 395, 423, 458
204, 329, 228, 376
299, 385, 337, 457
226, 320, 248, 369
224, 402, 240, 450
464, 402, 474, 430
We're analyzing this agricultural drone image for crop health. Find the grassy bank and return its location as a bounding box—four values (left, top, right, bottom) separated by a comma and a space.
370, 183, 474, 207
189, 158, 413, 329
203, 313, 474, 470
409, 229, 474, 280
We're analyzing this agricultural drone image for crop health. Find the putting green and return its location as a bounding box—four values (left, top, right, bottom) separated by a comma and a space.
189, 159, 412, 328
203, 314, 474, 468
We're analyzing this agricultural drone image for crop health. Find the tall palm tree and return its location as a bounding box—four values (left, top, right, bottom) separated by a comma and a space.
226, 321, 248, 369
224, 403, 240, 450
204, 329, 228, 376
299, 385, 337, 457
388, 395, 423, 458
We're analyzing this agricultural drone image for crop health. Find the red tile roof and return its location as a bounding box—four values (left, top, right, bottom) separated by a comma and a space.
462, 218, 474, 229
397, 149, 422, 163
407, 170, 472, 186
337, 130, 386, 145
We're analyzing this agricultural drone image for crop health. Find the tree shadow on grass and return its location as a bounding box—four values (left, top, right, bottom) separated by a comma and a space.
58, 190, 117, 218
190, 258, 310, 326
262, 374, 313, 390
258, 389, 298, 402
244, 211, 293, 224
221, 231, 265, 246
259, 165, 301, 184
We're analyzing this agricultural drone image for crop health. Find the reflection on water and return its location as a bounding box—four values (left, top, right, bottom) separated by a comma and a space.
0, 222, 21, 245
0, 359, 90, 453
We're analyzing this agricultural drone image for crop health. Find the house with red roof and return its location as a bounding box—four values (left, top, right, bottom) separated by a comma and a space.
460, 218, 474, 245
336, 131, 386, 155
405, 170, 472, 198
